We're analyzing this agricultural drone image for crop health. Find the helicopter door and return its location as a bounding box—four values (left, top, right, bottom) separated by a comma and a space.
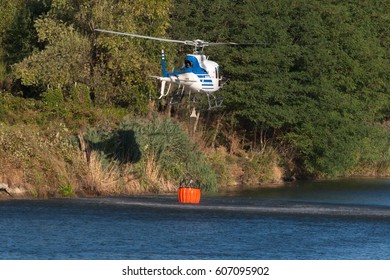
215, 67, 221, 87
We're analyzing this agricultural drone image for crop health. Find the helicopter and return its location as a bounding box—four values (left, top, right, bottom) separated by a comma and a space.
95, 29, 251, 109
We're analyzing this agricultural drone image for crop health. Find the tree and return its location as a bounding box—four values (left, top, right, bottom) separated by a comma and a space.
0, 0, 50, 88
283, 0, 390, 176
13, 0, 171, 112
14, 18, 91, 91
170, 0, 389, 177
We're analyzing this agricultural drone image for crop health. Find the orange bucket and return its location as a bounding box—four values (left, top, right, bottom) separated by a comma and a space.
178, 187, 201, 204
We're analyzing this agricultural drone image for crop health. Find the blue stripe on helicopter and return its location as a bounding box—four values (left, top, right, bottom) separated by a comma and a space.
202, 79, 212, 83
202, 83, 214, 87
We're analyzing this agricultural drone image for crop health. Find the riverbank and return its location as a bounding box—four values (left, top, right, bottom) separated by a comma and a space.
1, 114, 389, 199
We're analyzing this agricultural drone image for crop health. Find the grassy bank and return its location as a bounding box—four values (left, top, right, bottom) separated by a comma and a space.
0, 114, 284, 198
0, 96, 388, 198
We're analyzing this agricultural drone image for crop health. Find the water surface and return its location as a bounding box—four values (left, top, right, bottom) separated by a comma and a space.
1, 178, 389, 259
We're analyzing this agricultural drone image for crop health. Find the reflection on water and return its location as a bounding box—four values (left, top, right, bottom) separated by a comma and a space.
0, 178, 389, 260
222, 178, 390, 206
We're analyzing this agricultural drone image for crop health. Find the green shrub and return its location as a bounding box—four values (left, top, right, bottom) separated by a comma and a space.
42, 88, 64, 108
69, 83, 91, 106
84, 116, 219, 192
206, 147, 234, 187
241, 148, 278, 185
58, 183, 75, 197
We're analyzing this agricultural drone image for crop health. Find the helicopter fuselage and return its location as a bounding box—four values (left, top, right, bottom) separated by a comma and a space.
161, 54, 221, 94
152, 51, 224, 108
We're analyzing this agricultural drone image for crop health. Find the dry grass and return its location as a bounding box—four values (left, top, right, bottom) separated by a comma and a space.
78, 132, 176, 195
83, 151, 121, 194
140, 153, 175, 193
0, 123, 81, 197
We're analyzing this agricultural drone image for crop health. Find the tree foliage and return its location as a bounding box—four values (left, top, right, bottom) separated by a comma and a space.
170, 0, 389, 176
1, 0, 389, 178
11, 0, 171, 112
14, 18, 91, 90
0, 0, 50, 85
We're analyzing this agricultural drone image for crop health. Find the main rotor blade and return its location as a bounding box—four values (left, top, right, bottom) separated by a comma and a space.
95, 29, 262, 48
94, 29, 187, 44
208, 42, 261, 46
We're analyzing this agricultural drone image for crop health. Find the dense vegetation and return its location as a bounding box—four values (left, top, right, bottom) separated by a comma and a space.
0, 0, 389, 197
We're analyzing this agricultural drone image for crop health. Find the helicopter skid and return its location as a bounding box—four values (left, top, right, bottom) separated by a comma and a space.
152, 75, 223, 109
168, 90, 223, 110
206, 93, 224, 110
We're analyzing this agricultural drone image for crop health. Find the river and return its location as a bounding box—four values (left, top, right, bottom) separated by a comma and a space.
1, 178, 389, 259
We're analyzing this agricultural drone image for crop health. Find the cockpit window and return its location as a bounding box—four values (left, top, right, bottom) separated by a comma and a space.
184, 60, 193, 68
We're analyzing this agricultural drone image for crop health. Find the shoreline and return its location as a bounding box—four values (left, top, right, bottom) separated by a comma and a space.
1, 176, 389, 200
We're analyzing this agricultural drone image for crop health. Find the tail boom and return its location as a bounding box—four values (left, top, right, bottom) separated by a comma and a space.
161, 49, 168, 77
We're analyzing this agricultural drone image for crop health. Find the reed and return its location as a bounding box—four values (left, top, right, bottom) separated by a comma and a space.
83, 151, 121, 194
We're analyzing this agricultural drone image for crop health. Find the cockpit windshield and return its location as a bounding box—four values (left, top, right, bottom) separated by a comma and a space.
184, 60, 193, 68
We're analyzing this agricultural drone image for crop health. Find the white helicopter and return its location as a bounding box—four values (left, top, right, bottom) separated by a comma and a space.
95, 29, 249, 109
